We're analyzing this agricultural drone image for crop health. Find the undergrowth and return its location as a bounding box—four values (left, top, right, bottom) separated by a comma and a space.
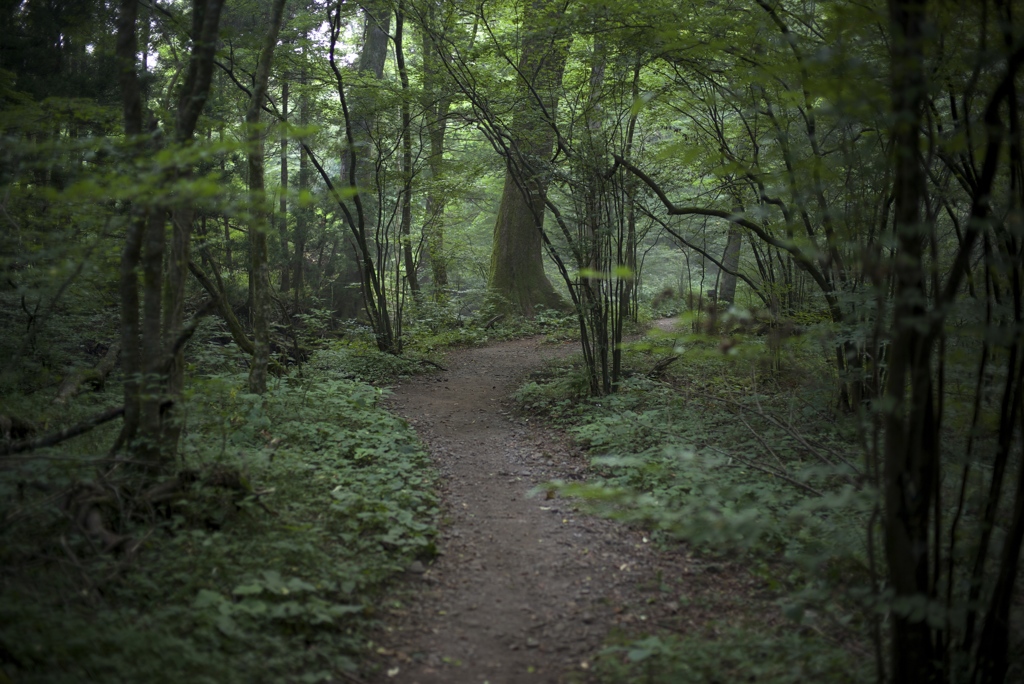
517, 326, 875, 683
594, 627, 867, 683
0, 346, 438, 683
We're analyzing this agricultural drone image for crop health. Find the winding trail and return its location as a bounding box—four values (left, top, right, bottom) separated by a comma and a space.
372, 335, 772, 683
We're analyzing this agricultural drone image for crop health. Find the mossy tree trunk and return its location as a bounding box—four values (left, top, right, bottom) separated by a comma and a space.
488, 0, 571, 316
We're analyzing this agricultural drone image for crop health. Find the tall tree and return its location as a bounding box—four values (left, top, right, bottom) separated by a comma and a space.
245, 0, 289, 394
488, 0, 571, 315
326, 0, 398, 352
418, 0, 455, 301
395, 2, 420, 298
115, 0, 225, 465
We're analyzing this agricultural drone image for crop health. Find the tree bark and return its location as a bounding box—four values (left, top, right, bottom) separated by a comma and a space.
883, 1, 938, 682
395, 4, 419, 297
245, 0, 288, 395
278, 80, 290, 292
488, 0, 571, 316
718, 226, 743, 306
420, 2, 453, 301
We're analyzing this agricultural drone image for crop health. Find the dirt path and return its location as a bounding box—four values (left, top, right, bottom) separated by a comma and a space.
372, 335, 772, 683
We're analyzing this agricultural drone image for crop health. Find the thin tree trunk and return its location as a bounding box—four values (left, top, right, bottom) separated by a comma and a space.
115, 0, 145, 457
395, 4, 419, 297
245, 0, 288, 394
884, 1, 938, 681
294, 65, 308, 313
333, 1, 392, 327
279, 80, 290, 292
421, 2, 452, 301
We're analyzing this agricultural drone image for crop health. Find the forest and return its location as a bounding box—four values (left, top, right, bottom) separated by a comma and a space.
0, 0, 1022, 682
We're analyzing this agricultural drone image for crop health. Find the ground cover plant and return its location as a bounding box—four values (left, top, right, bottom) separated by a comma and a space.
0, 344, 438, 683
3, 0, 1023, 680
517, 317, 1023, 683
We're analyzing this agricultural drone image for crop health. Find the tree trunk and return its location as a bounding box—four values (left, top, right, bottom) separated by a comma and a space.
421, 2, 452, 301
333, 1, 392, 322
718, 226, 743, 306
278, 80, 290, 292
114, 0, 144, 455
244, 0, 288, 395
294, 59, 308, 313
395, 4, 419, 297
883, 1, 939, 682
488, 0, 571, 316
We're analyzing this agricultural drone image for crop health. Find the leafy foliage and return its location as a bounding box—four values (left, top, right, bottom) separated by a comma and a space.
518, 330, 880, 679
594, 628, 871, 684
0, 350, 437, 683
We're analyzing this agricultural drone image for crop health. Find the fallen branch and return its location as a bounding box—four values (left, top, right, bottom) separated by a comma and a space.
417, 358, 448, 371
0, 406, 126, 456
647, 355, 680, 377
708, 446, 824, 497
191, 263, 287, 373
163, 298, 218, 372
0, 414, 37, 441
189, 260, 256, 355
1, 398, 175, 457
53, 342, 121, 405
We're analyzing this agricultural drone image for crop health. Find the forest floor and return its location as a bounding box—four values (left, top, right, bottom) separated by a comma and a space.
369, 329, 783, 683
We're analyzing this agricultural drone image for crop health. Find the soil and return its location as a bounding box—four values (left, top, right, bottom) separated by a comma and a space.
370, 333, 780, 684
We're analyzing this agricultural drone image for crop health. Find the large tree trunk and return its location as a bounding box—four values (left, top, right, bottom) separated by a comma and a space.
488, 0, 571, 316
490, 175, 565, 316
